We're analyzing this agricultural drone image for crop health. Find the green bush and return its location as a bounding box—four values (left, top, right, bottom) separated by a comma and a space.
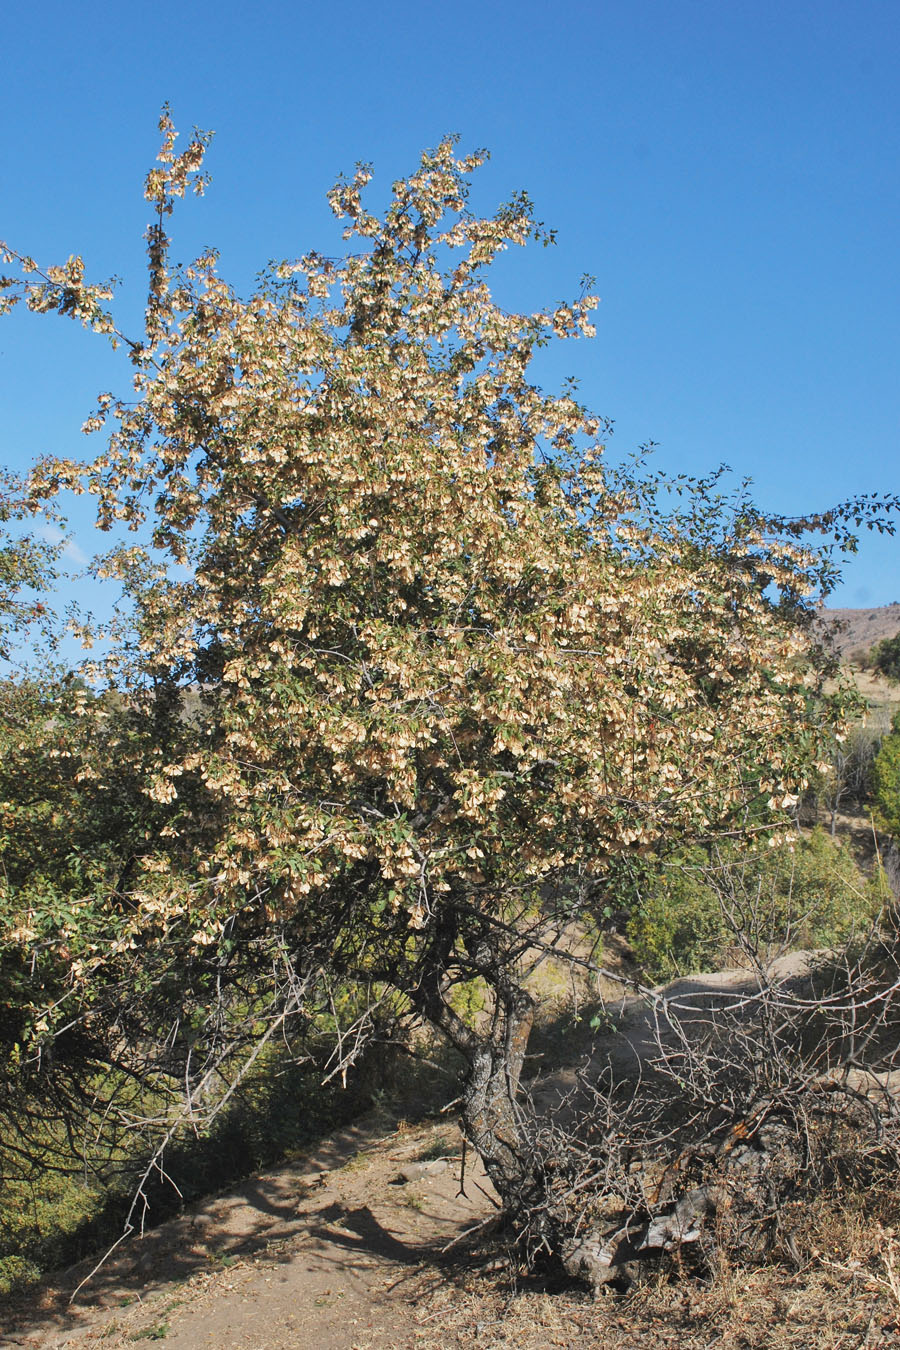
626, 846, 725, 980
629, 828, 886, 981
873, 711, 900, 836
872, 633, 900, 683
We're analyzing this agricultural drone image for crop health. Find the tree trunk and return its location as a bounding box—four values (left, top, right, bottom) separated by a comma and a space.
459, 986, 536, 1207
410, 911, 540, 1215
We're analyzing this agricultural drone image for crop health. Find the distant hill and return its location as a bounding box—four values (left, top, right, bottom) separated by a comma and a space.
818, 603, 900, 663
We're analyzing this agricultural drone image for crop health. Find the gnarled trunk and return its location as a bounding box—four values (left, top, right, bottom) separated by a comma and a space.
459, 985, 536, 1207
411, 910, 541, 1217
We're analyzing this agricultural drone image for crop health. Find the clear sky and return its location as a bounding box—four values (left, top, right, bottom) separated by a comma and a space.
1, 0, 898, 628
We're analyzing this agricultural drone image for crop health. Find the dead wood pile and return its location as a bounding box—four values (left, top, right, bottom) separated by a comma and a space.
514, 934, 900, 1292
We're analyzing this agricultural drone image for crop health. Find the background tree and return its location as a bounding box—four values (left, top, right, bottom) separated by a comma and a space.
628, 828, 883, 980
816, 724, 881, 835
873, 633, 900, 683
1, 112, 893, 1265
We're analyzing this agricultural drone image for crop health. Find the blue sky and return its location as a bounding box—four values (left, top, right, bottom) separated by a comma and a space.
1, 0, 898, 633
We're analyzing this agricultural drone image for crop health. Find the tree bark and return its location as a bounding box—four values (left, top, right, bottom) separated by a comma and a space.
410, 910, 538, 1212
459, 985, 536, 1206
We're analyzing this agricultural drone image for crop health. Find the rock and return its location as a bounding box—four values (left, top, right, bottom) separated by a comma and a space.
395, 1158, 452, 1183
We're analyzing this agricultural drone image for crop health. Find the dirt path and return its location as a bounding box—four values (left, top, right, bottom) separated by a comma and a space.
1, 1116, 496, 1350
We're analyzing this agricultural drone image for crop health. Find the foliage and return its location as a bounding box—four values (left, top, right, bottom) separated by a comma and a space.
873, 633, 900, 683
0, 674, 179, 1098
1, 111, 896, 1262
873, 711, 900, 837
627, 845, 728, 979
628, 828, 886, 980
0, 473, 61, 663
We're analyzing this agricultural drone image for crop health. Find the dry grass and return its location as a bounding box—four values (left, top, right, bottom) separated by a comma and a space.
404, 1182, 900, 1347
850, 669, 900, 732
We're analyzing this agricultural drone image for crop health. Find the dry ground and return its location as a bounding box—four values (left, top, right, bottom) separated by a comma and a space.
6, 1105, 900, 1350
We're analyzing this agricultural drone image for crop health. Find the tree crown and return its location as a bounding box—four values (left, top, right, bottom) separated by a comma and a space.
0, 113, 888, 1032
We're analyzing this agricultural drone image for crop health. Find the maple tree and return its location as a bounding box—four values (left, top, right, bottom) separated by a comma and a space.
1, 112, 893, 1259
0, 476, 61, 663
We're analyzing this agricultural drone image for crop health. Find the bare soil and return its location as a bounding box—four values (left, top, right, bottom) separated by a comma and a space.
0, 1113, 496, 1350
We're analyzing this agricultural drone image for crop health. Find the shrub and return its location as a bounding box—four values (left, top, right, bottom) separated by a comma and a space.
873, 712, 900, 836
872, 633, 900, 683
629, 828, 885, 980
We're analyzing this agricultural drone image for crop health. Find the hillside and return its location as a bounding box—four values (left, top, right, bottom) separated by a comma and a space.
819, 602, 900, 662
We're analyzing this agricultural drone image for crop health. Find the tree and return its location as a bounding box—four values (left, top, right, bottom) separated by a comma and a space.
873, 632, 900, 683
1, 112, 894, 1270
